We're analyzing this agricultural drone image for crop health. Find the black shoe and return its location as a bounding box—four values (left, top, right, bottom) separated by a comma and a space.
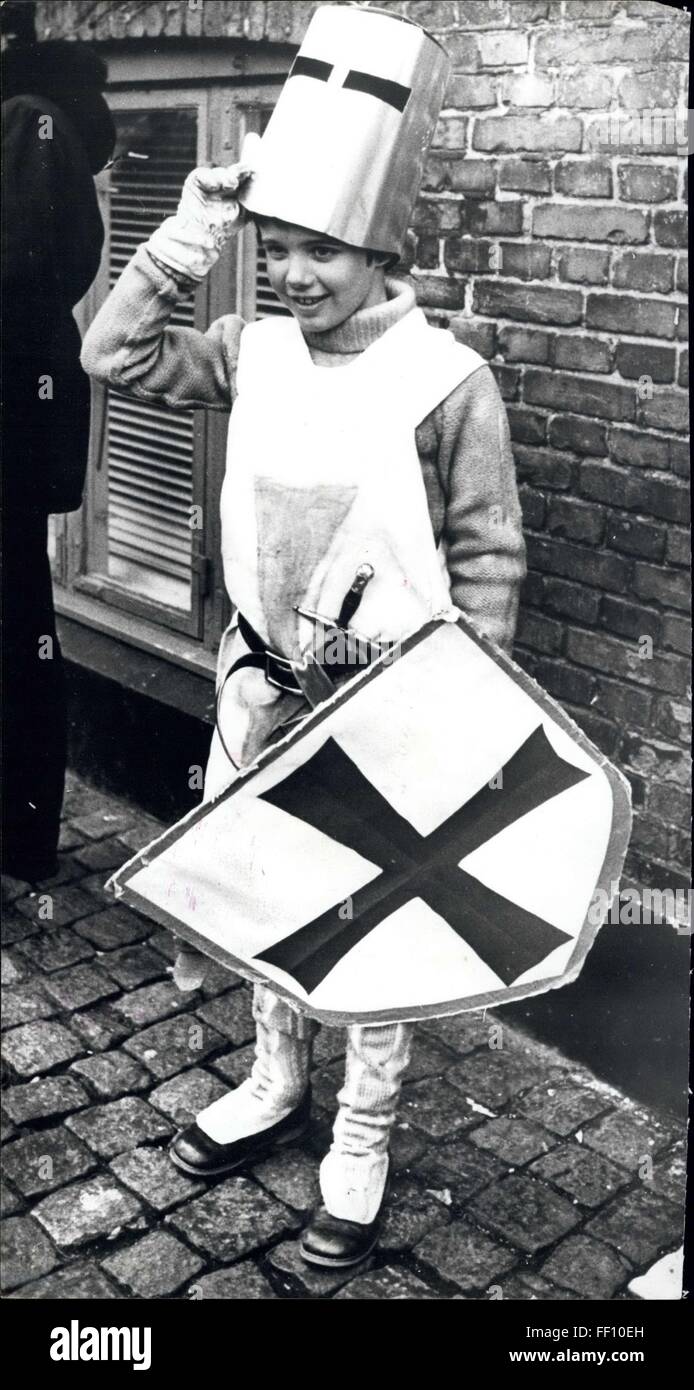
300, 1165, 390, 1269
169, 1088, 312, 1178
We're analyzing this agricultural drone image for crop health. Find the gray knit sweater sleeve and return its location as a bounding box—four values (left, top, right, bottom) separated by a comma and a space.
431, 364, 527, 655
81, 244, 242, 409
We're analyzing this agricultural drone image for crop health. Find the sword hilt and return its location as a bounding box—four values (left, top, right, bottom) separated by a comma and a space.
337, 564, 375, 629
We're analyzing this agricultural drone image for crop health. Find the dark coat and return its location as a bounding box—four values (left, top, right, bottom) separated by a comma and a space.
1, 92, 109, 514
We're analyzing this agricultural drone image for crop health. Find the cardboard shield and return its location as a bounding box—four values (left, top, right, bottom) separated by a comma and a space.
108, 615, 632, 1025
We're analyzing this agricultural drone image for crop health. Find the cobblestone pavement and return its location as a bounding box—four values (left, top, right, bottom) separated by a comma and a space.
2, 772, 686, 1301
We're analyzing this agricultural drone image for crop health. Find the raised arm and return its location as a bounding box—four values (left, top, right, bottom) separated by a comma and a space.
438, 365, 527, 655
81, 163, 252, 410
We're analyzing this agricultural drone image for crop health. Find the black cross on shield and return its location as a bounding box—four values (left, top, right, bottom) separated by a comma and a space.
256, 724, 589, 994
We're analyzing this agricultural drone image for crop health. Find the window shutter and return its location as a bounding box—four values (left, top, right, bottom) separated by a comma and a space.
105, 108, 199, 611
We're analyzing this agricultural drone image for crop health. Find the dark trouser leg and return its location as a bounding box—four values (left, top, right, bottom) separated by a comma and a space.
1, 509, 67, 880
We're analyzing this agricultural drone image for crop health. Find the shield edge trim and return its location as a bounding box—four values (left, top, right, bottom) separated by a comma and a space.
107, 612, 633, 1025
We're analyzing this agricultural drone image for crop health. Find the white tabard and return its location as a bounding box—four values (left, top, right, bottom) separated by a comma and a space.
205, 307, 484, 799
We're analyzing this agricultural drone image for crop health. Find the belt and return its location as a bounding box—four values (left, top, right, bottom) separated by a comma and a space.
227, 612, 381, 697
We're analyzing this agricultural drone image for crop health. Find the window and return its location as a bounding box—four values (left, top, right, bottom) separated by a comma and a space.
54, 75, 287, 679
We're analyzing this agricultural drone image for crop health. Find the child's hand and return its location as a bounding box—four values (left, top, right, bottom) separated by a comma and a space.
147, 161, 253, 282
177, 163, 254, 251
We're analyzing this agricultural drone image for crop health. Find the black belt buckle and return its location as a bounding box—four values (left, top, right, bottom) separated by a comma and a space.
265, 650, 300, 695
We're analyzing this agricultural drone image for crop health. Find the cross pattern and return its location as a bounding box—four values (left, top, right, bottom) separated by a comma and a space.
256, 725, 589, 995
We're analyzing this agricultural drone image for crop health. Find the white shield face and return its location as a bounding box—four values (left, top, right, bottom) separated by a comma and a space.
109, 616, 632, 1026
238, 5, 450, 254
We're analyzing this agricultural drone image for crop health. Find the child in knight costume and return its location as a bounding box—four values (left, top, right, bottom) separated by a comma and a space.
82, 4, 526, 1267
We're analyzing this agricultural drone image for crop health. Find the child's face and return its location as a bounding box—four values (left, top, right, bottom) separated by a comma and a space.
258, 220, 387, 332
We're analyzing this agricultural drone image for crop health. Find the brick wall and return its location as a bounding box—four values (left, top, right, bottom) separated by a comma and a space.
36, 0, 690, 896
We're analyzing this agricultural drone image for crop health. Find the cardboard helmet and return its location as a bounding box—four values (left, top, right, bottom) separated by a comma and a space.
237, 4, 450, 256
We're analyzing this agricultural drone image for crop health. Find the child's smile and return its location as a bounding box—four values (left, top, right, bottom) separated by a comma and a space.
258, 218, 387, 332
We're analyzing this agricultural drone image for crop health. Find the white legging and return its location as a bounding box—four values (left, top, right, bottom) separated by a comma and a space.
197, 983, 413, 1223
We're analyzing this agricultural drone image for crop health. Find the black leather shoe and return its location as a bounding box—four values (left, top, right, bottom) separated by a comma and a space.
300, 1166, 390, 1269
169, 1088, 311, 1178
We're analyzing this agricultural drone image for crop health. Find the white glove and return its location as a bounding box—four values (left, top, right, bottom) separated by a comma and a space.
147, 162, 253, 282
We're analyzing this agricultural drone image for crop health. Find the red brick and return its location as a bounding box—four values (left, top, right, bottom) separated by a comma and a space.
600, 596, 663, 644
580, 463, 690, 523
474, 282, 582, 326
521, 571, 545, 607
498, 159, 551, 194
653, 211, 688, 249
617, 164, 678, 204
502, 72, 554, 107
543, 578, 601, 624
630, 815, 672, 862
547, 497, 606, 545
586, 294, 677, 339
473, 116, 582, 153
650, 697, 691, 748
606, 427, 671, 471
621, 734, 691, 785
556, 71, 614, 108
611, 251, 675, 295
637, 390, 689, 435
414, 234, 440, 271
514, 446, 574, 490
446, 75, 498, 108
526, 537, 630, 593
498, 243, 552, 280
508, 1, 551, 18
516, 610, 563, 656
633, 563, 691, 614
557, 247, 610, 285
534, 205, 647, 244
422, 154, 451, 193
524, 370, 636, 422
535, 27, 682, 66
412, 199, 462, 235
552, 336, 612, 374
490, 363, 521, 400
432, 116, 469, 151
618, 67, 681, 111
450, 317, 496, 358
676, 303, 688, 342
448, 161, 497, 197
668, 438, 689, 478
565, 705, 621, 758
461, 201, 523, 236
595, 679, 653, 729
445, 32, 482, 72
662, 615, 690, 657
506, 407, 547, 445
444, 238, 492, 274
413, 275, 467, 310
676, 256, 688, 294
678, 349, 688, 389
477, 31, 529, 66
567, 630, 689, 695
414, 2, 460, 28
549, 415, 606, 456
534, 659, 597, 707
554, 161, 613, 199
606, 515, 666, 562
648, 783, 692, 829
518, 486, 546, 530
615, 343, 676, 384
666, 528, 690, 568
498, 326, 550, 363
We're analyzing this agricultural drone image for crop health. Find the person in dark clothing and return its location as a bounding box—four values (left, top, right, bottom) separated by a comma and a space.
1, 40, 115, 881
